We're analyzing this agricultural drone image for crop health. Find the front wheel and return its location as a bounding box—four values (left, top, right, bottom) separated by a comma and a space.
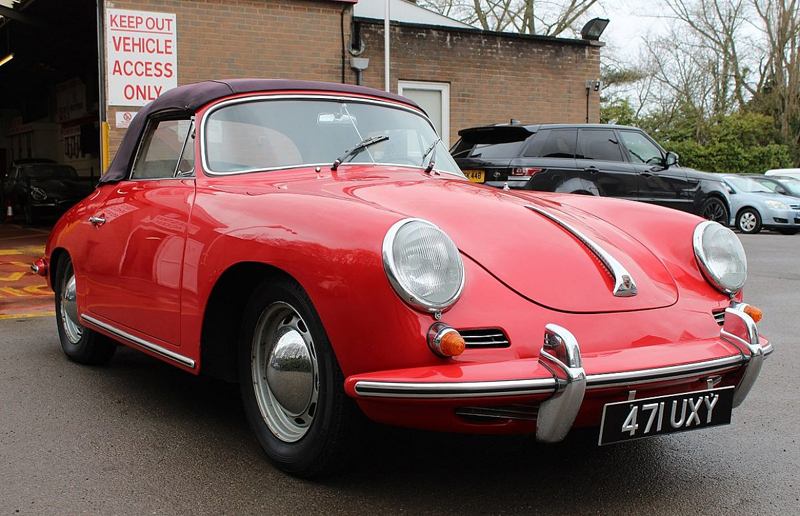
701, 197, 729, 225
239, 277, 358, 478
54, 255, 116, 365
736, 208, 762, 234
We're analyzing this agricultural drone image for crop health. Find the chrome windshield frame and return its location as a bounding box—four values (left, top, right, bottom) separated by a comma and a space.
198, 93, 464, 178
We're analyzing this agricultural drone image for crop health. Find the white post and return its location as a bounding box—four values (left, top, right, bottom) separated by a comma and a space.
384, 0, 390, 92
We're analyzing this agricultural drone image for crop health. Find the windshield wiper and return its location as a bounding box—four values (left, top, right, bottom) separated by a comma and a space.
331, 135, 389, 171
420, 137, 441, 174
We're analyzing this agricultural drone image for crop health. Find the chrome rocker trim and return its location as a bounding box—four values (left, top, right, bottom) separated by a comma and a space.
80, 314, 197, 369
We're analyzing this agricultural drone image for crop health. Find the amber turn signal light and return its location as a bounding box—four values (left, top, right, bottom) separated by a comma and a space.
743, 304, 762, 323
427, 322, 466, 357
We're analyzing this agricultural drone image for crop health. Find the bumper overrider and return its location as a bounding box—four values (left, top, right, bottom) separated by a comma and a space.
344, 304, 772, 442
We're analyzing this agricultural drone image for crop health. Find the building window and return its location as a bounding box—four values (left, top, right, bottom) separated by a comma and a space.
397, 81, 450, 144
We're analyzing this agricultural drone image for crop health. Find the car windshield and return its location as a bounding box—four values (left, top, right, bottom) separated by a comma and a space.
777, 178, 800, 196
203, 97, 463, 177
725, 176, 772, 193
19, 164, 78, 180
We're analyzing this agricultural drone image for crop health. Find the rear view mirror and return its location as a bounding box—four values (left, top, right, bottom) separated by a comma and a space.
318, 113, 358, 126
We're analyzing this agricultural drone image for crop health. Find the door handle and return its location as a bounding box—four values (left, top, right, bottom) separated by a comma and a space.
640, 172, 654, 177
584, 166, 599, 174
89, 216, 106, 227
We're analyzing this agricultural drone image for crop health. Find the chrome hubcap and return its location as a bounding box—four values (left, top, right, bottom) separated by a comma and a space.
60, 261, 83, 344
740, 213, 757, 232
252, 302, 319, 443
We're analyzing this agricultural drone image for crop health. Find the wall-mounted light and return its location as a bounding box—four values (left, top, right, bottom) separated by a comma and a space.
580, 18, 609, 41
0, 53, 13, 67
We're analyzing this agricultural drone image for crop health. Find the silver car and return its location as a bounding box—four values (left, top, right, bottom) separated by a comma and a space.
722, 174, 800, 235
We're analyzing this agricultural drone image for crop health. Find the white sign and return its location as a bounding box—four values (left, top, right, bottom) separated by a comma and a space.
106, 9, 177, 106
115, 111, 138, 129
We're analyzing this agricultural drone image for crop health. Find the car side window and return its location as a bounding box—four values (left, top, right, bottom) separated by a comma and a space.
618, 130, 664, 165
131, 119, 194, 180
577, 130, 623, 161
524, 128, 577, 158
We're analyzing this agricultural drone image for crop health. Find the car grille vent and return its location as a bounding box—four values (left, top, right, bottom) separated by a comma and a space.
713, 310, 726, 326
458, 328, 511, 348
789, 203, 800, 210
455, 404, 539, 422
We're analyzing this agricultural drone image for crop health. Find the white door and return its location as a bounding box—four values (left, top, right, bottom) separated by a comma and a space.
398, 81, 450, 144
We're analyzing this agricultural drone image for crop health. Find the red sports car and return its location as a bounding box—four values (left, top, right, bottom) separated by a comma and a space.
34, 80, 771, 477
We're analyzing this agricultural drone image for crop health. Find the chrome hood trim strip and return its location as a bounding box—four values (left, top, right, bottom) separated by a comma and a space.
525, 205, 638, 297
81, 314, 196, 369
352, 354, 745, 399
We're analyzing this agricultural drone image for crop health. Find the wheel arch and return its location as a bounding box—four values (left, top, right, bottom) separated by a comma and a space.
49, 247, 69, 287
199, 261, 299, 382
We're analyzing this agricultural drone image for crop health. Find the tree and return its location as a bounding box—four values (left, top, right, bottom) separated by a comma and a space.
419, 0, 600, 36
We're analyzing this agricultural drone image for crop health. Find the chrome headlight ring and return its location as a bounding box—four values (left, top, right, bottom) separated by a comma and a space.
382, 218, 465, 313
693, 220, 747, 295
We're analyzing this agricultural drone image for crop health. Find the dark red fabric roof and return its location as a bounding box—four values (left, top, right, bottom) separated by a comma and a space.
101, 79, 420, 184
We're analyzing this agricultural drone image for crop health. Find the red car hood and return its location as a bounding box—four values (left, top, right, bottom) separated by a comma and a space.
269, 170, 679, 313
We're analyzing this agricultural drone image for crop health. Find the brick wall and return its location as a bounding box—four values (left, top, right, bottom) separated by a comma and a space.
103, 1, 601, 160
356, 21, 602, 145
106, 0, 353, 160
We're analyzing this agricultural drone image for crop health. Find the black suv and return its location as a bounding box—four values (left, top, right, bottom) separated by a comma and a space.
450, 123, 731, 223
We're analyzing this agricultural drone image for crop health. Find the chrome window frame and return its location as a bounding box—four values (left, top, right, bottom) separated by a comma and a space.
198, 94, 464, 178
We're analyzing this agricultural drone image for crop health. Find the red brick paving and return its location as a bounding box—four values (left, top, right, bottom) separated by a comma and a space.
0, 224, 54, 319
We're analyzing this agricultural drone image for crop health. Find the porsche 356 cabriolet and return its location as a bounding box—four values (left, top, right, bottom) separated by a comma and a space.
33, 79, 771, 477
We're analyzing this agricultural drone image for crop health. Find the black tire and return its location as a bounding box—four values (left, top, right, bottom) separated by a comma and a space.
238, 277, 358, 478
701, 197, 729, 225
736, 208, 762, 234
54, 255, 116, 365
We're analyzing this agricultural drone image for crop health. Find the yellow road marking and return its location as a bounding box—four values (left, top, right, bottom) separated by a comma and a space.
0, 272, 26, 281
0, 311, 55, 320
0, 247, 45, 256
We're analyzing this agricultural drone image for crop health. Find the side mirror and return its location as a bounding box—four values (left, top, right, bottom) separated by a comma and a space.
665, 151, 679, 168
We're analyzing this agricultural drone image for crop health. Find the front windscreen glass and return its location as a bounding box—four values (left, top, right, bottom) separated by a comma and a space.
725, 176, 772, 193
203, 97, 463, 177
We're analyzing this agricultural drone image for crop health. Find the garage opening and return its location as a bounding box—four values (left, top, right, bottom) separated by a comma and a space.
0, 0, 101, 223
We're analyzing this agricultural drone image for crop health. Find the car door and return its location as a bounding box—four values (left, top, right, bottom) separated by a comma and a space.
574, 128, 637, 200
618, 129, 694, 212
519, 128, 579, 193
81, 117, 195, 346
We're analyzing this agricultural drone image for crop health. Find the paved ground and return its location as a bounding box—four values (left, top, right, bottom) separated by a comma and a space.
0, 223, 53, 319
0, 230, 797, 515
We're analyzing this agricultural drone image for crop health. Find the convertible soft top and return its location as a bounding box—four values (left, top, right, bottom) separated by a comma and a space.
101, 79, 421, 184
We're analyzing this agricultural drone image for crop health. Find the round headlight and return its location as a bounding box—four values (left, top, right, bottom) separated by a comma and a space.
382, 218, 465, 312
693, 221, 747, 295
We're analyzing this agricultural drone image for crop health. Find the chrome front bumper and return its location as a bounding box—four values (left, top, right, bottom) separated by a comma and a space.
351, 304, 771, 443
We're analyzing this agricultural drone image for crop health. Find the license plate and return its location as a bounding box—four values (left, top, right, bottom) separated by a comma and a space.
463, 170, 485, 183
598, 386, 734, 445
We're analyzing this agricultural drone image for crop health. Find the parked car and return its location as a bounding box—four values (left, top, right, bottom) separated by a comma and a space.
3, 162, 92, 224
764, 168, 800, 180
752, 174, 800, 198
721, 174, 800, 235
450, 123, 731, 224
35, 80, 771, 478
